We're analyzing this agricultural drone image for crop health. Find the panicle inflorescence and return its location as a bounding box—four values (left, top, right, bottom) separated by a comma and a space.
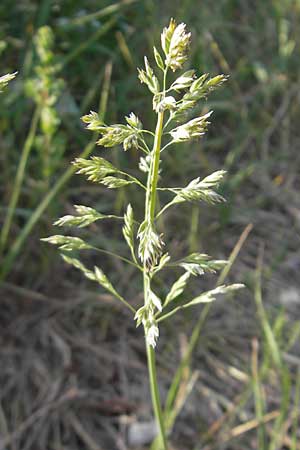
43, 19, 243, 351
26, 26, 64, 133
24, 26, 65, 180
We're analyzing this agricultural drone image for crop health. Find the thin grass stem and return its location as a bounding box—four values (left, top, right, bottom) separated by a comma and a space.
146, 342, 168, 450
92, 246, 142, 271
0, 105, 41, 254
143, 68, 168, 449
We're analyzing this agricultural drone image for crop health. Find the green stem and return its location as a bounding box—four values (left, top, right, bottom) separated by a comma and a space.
156, 198, 176, 219
146, 342, 168, 450
0, 105, 41, 254
92, 245, 142, 271
145, 111, 164, 221
119, 171, 146, 190
143, 68, 168, 450
113, 291, 136, 314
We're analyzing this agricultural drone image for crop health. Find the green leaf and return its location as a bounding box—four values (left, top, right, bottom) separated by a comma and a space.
122, 204, 136, 261
41, 235, 92, 251
165, 272, 191, 305
54, 205, 111, 228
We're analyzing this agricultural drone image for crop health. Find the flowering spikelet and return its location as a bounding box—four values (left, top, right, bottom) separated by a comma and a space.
146, 322, 159, 348
0, 72, 17, 91
170, 111, 213, 142
134, 285, 162, 348
137, 220, 164, 268
161, 18, 191, 71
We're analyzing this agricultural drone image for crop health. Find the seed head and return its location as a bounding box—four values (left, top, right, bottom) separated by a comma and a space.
161, 18, 191, 71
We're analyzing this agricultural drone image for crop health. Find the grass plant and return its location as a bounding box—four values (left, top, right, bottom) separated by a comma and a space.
43, 19, 244, 448
1, 1, 300, 448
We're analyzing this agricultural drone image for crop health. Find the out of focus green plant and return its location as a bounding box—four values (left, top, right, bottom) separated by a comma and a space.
1, 26, 65, 255
43, 19, 244, 449
0, 26, 65, 258
25, 26, 65, 186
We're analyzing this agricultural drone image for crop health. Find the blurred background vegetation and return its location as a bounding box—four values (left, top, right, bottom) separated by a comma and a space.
1, 0, 300, 449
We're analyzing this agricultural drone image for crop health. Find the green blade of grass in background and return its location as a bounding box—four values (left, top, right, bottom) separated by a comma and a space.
255, 249, 292, 450
0, 105, 41, 254
67, 0, 138, 28
291, 368, 300, 450
0, 62, 112, 281
251, 337, 267, 450
195, 262, 295, 448
57, 17, 117, 72
255, 249, 282, 369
